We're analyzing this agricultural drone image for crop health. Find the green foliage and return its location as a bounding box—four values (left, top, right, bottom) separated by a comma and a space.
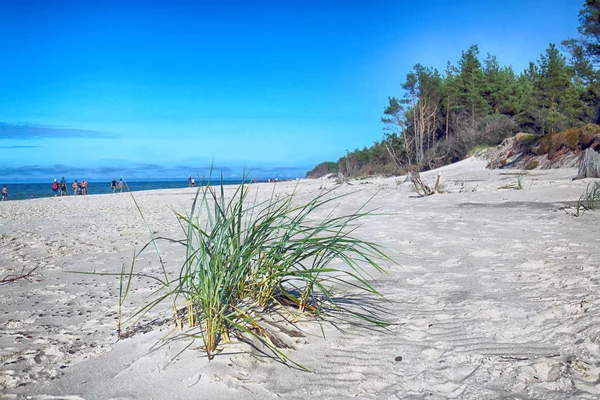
535, 43, 574, 133
117, 180, 393, 367
564, 1, 600, 65
458, 45, 489, 121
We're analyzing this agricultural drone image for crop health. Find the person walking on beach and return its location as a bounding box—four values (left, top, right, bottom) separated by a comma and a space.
111, 178, 117, 193
60, 177, 68, 196
117, 178, 124, 193
72, 180, 78, 196
52, 179, 59, 197
1, 185, 7, 201
81, 180, 88, 195
191, 177, 195, 187
188, 176, 192, 187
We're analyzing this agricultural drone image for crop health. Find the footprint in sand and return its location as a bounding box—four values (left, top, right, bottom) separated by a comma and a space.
518, 361, 564, 383
440, 363, 480, 382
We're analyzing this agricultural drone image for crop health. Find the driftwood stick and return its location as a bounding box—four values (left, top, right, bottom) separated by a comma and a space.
500, 354, 560, 361
0, 266, 39, 286
412, 179, 433, 196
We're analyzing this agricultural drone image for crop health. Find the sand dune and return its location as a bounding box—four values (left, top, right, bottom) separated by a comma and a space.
1, 157, 599, 399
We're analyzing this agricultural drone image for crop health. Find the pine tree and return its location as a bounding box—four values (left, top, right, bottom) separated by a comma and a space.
565, 0, 600, 64
536, 43, 573, 132
564, 26, 600, 122
457, 45, 488, 124
441, 62, 460, 139
514, 64, 538, 131
482, 54, 519, 115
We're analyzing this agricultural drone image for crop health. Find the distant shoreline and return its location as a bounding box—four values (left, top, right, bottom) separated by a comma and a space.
0, 178, 300, 201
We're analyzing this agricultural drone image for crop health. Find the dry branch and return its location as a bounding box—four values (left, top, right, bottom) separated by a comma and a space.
409, 172, 435, 196
0, 267, 39, 286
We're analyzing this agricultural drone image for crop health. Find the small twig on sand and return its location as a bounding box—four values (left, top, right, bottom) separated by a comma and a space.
499, 172, 528, 176
500, 354, 560, 361
0, 267, 39, 286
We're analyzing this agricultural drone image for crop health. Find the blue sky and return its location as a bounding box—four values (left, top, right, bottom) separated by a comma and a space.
0, 0, 582, 182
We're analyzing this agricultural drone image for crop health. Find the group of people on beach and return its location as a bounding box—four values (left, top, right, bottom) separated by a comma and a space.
51, 177, 89, 196
111, 178, 125, 193
72, 179, 88, 196
50, 177, 124, 196
0, 176, 291, 202
52, 177, 69, 196
0, 177, 128, 201
1, 178, 126, 201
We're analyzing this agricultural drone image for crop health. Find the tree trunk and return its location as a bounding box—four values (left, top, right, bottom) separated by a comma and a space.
412, 90, 418, 164
574, 148, 600, 179
431, 113, 436, 151
445, 97, 450, 139
384, 140, 403, 170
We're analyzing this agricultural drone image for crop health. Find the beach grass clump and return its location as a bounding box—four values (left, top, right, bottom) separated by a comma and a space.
497, 173, 526, 190
120, 179, 392, 367
576, 181, 600, 216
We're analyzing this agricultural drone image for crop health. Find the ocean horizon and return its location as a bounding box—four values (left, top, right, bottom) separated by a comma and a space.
0, 178, 291, 201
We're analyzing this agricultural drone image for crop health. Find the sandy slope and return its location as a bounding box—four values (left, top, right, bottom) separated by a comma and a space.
1, 158, 599, 399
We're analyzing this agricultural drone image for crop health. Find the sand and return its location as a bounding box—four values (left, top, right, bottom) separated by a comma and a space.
1, 157, 599, 399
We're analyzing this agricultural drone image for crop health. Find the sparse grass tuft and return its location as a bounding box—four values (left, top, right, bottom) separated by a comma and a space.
498, 172, 526, 190
576, 181, 600, 216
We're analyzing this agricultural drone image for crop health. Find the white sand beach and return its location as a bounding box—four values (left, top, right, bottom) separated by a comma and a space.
1, 157, 599, 399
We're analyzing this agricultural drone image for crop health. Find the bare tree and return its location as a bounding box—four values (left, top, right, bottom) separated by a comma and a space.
414, 96, 438, 164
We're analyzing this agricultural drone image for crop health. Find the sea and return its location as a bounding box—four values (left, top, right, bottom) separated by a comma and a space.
1, 179, 258, 201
